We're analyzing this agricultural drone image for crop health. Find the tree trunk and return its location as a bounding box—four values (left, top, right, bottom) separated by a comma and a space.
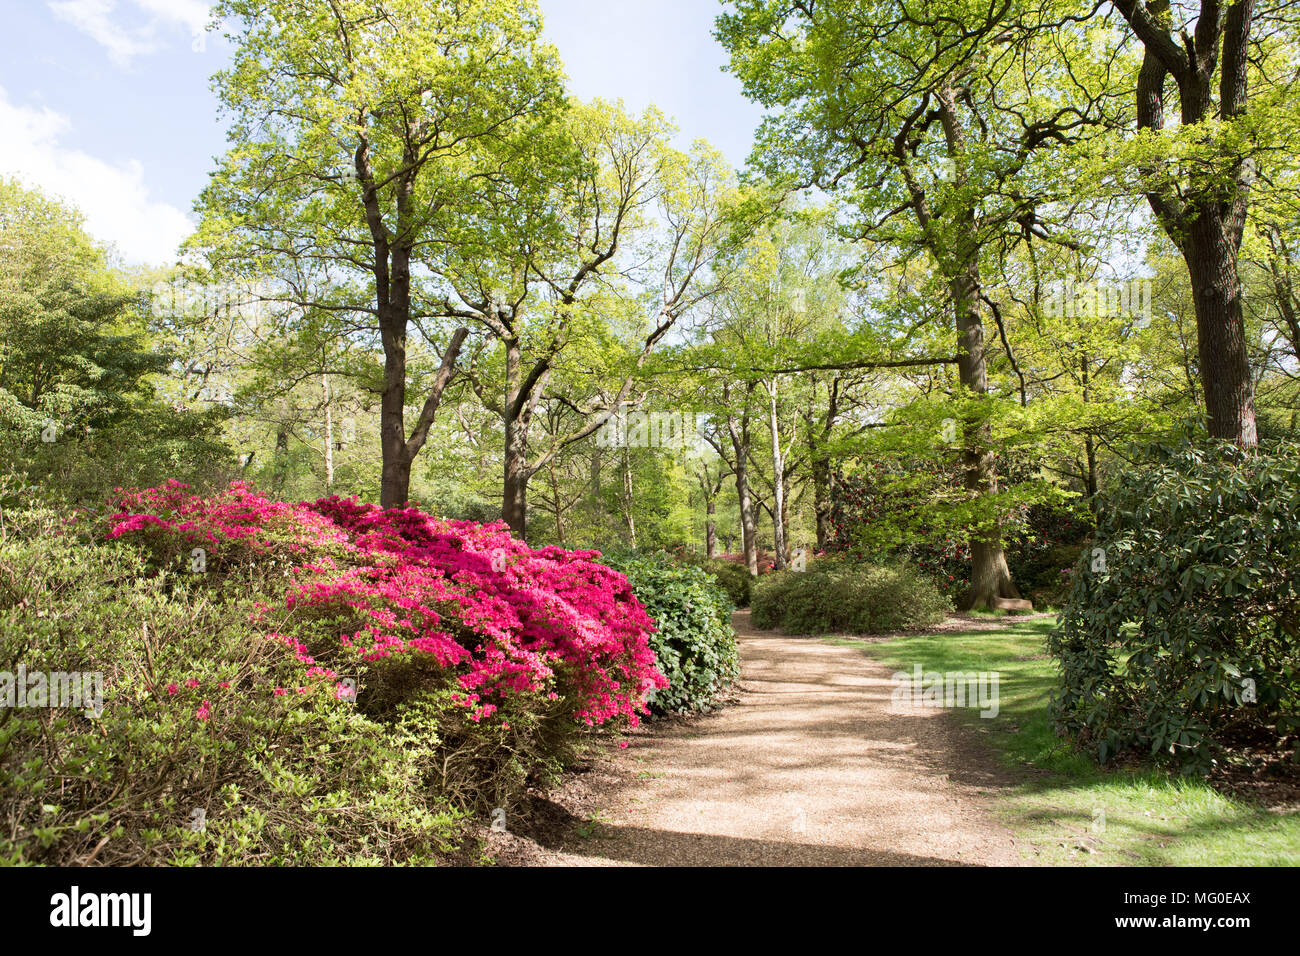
697, 465, 722, 558
502, 420, 529, 540
358, 145, 464, 511
952, 265, 1020, 611
621, 447, 636, 549
812, 454, 832, 551
377, 318, 466, 508
379, 318, 411, 509
271, 423, 289, 494
501, 341, 531, 539
930, 92, 1020, 611
767, 377, 787, 569
780, 473, 791, 561
1081, 354, 1099, 513
705, 497, 717, 558
374, 175, 413, 510
727, 404, 758, 576
380, 451, 411, 508
1185, 214, 1258, 445
1123, 0, 1259, 446
809, 377, 839, 552
738, 470, 757, 575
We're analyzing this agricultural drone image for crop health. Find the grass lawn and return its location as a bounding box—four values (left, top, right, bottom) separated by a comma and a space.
834, 618, 1299, 866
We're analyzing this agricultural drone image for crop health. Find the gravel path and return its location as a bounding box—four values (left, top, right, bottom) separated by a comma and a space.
493, 610, 1025, 866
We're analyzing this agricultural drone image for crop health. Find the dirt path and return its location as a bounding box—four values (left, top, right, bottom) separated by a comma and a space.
493, 610, 1025, 866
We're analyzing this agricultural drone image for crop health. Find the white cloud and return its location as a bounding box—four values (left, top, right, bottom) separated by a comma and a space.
48, 0, 211, 68
129, 0, 210, 33
49, 0, 160, 68
0, 87, 194, 265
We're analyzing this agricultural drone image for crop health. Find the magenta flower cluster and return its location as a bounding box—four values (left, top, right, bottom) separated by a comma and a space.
105, 482, 667, 727
107, 479, 348, 558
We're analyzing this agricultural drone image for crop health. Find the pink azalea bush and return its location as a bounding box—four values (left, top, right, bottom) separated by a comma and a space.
103, 481, 667, 729
106, 479, 348, 569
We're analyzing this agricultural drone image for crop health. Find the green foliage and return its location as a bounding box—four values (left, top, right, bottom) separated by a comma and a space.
1003, 503, 1094, 608
397, 686, 581, 818
1050, 441, 1300, 773
0, 499, 599, 864
828, 454, 1094, 608
751, 558, 951, 635
6, 415, 235, 514
667, 549, 753, 607
0, 180, 232, 509
700, 558, 753, 608
0, 179, 162, 437
600, 552, 739, 714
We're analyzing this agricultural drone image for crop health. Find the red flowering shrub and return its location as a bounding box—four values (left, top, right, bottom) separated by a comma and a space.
106, 479, 348, 571
103, 482, 667, 730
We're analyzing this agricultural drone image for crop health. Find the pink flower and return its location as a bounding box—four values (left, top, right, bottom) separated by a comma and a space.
196, 700, 210, 721
166, 683, 178, 695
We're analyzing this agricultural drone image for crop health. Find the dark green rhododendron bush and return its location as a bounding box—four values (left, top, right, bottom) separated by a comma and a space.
1051, 442, 1300, 772
600, 552, 740, 715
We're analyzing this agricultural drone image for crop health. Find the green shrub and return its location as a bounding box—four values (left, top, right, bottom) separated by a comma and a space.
667, 549, 753, 607
751, 558, 951, 634
600, 552, 739, 714
702, 559, 751, 608
395, 686, 582, 818
0, 500, 615, 864
1050, 441, 1300, 773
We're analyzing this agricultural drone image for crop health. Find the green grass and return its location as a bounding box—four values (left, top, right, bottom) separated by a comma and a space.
839, 619, 1299, 866
573, 811, 614, 840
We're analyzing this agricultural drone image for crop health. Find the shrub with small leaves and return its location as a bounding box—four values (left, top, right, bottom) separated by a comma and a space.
0, 506, 462, 866
703, 559, 753, 608
1, 480, 674, 864
751, 558, 951, 634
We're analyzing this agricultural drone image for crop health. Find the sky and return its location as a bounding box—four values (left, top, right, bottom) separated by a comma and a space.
0, 0, 764, 266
